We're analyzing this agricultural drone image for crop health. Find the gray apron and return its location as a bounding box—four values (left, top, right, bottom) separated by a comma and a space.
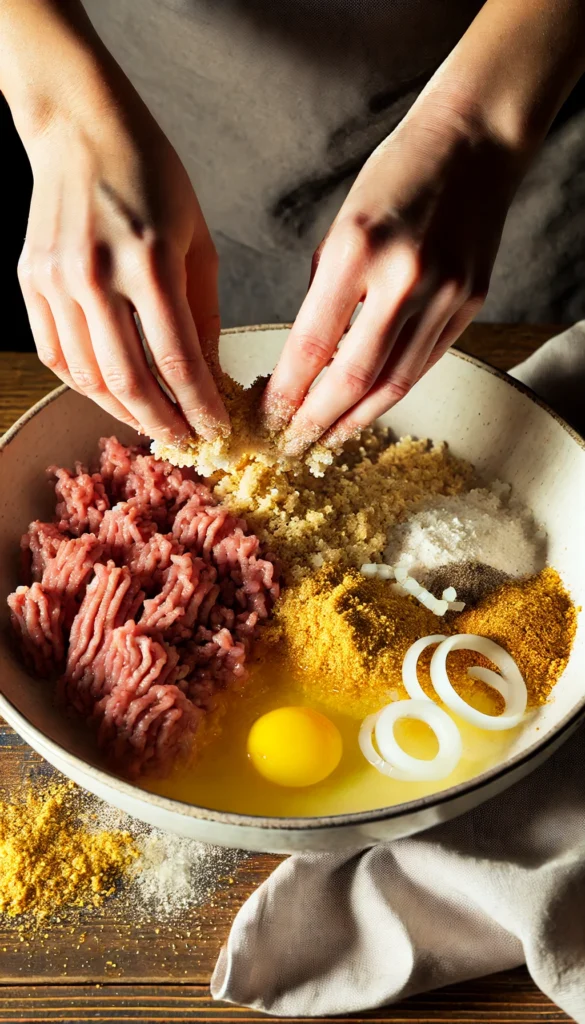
83, 0, 585, 326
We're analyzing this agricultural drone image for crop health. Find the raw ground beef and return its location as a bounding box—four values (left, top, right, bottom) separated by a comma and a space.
8, 437, 280, 778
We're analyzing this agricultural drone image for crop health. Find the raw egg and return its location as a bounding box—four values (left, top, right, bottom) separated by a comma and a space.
247, 706, 343, 787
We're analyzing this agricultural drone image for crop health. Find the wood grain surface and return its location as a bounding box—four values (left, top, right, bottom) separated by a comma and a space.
0, 325, 574, 1024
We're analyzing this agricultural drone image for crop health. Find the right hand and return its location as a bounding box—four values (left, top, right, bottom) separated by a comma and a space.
11, 10, 228, 445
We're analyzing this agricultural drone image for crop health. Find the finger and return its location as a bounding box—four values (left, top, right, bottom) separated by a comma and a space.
131, 252, 229, 441
321, 284, 463, 447
79, 289, 191, 443
279, 286, 414, 454
280, 245, 423, 454
185, 234, 221, 365
261, 235, 365, 432
417, 296, 484, 380
19, 285, 80, 393
48, 291, 142, 431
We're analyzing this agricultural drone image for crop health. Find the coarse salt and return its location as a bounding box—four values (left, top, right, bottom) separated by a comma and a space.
384, 484, 546, 581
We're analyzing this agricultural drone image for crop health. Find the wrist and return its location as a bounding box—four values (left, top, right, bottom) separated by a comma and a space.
397, 86, 532, 200
0, 1, 114, 144
411, 75, 543, 174
420, 0, 585, 161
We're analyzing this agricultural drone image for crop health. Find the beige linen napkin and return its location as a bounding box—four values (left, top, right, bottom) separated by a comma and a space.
212, 322, 585, 1020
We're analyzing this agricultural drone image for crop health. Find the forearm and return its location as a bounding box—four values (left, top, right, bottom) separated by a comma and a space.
416, 0, 585, 156
0, 0, 119, 139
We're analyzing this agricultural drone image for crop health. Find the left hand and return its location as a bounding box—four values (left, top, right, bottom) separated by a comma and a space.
262, 97, 525, 454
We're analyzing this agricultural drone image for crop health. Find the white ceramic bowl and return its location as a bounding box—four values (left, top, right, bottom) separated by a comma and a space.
1, 326, 584, 853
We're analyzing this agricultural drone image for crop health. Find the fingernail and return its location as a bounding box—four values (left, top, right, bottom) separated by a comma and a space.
186, 407, 231, 444
260, 389, 299, 434
322, 421, 362, 450
282, 419, 323, 458
171, 430, 196, 453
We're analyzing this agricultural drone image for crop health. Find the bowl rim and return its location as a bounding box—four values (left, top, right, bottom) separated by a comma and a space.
1, 324, 584, 834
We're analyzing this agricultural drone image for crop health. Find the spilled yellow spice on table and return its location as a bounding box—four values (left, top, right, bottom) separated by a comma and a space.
0, 781, 138, 918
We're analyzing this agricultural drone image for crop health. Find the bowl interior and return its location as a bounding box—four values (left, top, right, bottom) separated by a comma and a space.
1, 326, 584, 835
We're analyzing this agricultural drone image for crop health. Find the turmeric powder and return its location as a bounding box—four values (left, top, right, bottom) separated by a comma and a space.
0, 781, 138, 919
277, 566, 443, 716
277, 564, 577, 717
457, 566, 577, 707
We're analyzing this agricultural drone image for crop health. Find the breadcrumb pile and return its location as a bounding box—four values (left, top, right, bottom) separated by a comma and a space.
153, 365, 333, 479
153, 359, 474, 580
214, 432, 473, 579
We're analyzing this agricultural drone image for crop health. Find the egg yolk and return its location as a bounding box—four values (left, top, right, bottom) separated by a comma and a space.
247, 706, 343, 787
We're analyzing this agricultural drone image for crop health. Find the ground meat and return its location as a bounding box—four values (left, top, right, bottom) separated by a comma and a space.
21, 520, 67, 583
8, 583, 65, 677
8, 437, 280, 778
50, 463, 110, 535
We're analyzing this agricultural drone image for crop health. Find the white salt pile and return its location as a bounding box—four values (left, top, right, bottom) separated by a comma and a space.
384, 482, 547, 581
88, 797, 244, 920
129, 831, 244, 918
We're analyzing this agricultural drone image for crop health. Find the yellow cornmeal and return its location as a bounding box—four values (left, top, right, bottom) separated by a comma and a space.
457, 566, 578, 706
274, 565, 444, 715
0, 781, 138, 919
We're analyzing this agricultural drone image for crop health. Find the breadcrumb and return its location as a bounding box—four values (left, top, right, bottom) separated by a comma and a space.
154, 366, 474, 580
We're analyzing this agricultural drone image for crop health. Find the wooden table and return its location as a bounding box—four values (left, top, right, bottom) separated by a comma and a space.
0, 325, 575, 1024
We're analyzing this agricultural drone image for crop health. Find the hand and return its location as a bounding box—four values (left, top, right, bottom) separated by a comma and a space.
262, 100, 525, 454
11, 15, 228, 445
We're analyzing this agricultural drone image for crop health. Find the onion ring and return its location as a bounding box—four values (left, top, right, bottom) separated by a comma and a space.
402, 634, 447, 700
359, 699, 463, 782
359, 713, 397, 777
430, 633, 527, 731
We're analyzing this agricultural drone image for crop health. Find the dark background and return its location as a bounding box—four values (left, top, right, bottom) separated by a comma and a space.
1, 95, 33, 352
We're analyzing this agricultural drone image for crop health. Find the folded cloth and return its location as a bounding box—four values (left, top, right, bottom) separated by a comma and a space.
211, 321, 585, 1021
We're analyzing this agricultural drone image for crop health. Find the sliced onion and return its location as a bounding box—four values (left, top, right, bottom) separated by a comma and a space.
378, 564, 395, 580
403, 577, 423, 595
402, 635, 447, 700
467, 665, 511, 702
430, 633, 527, 731
374, 700, 463, 781
360, 563, 378, 577
359, 713, 397, 777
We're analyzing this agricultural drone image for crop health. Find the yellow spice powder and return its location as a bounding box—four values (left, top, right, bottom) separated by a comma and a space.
277, 565, 577, 717
457, 566, 578, 707
0, 781, 138, 919
276, 566, 445, 715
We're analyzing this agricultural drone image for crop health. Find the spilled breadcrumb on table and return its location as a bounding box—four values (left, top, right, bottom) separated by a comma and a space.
153, 355, 475, 581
